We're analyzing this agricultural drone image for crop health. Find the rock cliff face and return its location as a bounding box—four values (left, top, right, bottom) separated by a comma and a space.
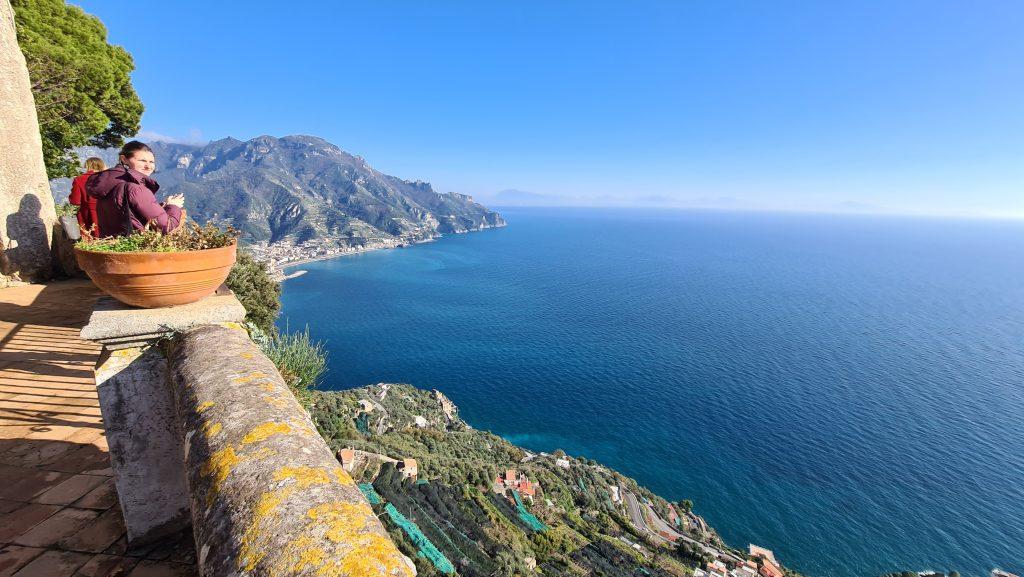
1, 1, 55, 282
50, 135, 504, 248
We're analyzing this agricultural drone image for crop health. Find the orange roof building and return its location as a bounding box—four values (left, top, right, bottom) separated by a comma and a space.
758, 561, 783, 577
337, 448, 356, 472
398, 458, 418, 479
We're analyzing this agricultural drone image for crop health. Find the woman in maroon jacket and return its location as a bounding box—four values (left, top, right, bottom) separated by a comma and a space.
68, 157, 105, 236
86, 141, 185, 238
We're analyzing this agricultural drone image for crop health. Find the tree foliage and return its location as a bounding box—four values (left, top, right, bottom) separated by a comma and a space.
12, 0, 143, 177
226, 251, 281, 333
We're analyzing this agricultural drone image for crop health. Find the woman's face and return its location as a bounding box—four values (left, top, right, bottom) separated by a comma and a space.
122, 150, 156, 176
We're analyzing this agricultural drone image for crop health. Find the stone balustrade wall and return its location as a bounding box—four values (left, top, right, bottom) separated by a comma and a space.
83, 294, 414, 577
168, 325, 414, 577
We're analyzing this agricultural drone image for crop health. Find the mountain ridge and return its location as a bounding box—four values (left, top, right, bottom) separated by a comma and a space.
50, 135, 505, 250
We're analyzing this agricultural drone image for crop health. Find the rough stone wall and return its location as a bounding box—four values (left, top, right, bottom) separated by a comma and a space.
0, 0, 55, 282
169, 325, 414, 577
94, 346, 191, 544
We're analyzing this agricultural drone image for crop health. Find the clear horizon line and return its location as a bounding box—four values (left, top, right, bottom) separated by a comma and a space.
484, 204, 1024, 222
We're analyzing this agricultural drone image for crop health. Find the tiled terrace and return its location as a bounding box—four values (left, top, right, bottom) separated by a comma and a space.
0, 280, 195, 577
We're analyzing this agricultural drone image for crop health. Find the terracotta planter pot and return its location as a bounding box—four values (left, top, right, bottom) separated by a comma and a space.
75, 241, 237, 308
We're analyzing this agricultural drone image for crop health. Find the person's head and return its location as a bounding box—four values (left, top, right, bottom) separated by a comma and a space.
84, 157, 106, 172
119, 141, 155, 176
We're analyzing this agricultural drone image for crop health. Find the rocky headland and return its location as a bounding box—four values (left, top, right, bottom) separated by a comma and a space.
50, 135, 506, 270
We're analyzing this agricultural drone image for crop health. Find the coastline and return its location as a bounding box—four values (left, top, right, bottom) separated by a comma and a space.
276, 237, 436, 271
270, 222, 506, 275
275, 211, 1024, 577
311, 383, 802, 577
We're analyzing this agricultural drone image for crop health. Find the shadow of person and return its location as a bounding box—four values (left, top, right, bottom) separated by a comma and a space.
4, 194, 52, 281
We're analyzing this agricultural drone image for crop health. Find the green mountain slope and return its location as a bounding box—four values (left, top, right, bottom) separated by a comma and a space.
309, 384, 797, 577
49, 135, 504, 247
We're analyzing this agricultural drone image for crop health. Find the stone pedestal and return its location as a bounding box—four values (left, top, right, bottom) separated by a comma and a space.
82, 291, 246, 545
95, 346, 190, 544
81, 289, 246, 349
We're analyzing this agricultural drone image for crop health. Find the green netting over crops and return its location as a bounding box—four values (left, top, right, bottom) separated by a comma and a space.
512, 490, 548, 532
355, 413, 370, 434
358, 483, 382, 505
384, 503, 455, 574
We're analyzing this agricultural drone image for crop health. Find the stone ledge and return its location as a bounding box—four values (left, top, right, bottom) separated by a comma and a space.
80, 288, 246, 349
170, 325, 413, 577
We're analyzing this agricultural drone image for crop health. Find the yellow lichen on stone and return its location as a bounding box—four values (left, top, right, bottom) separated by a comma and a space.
239, 467, 336, 571
306, 502, 371, 541
297, 424, 320, 438
304, 501, 414, 576
340, 533, 413, 577
240, 488, 410, 576
201, 445, 240, 504
263, 395, 288, 408
278, 529, 409, 577
281, 535, 328, 574
242, 422, 292, 444
249, 446, 279, 461
275, 466, 334, 488
240, 486, 294, 570
202, 422, 222, 439
333, 468, 356, 486
240, 352, 255, 359
292, 537, 327, 573
261, 382, 278, 392
197, 401, 215, 414
232, 371, 270, 385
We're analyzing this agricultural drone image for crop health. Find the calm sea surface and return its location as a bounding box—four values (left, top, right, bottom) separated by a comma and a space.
278, 208, 1024, 577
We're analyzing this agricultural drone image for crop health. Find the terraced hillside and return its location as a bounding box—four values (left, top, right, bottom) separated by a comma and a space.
309, 384, 795, 577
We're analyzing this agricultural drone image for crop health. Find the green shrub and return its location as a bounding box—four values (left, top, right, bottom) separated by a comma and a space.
55, 203, 78, 218
257, 325, 328, 405
227, 252, 281, 334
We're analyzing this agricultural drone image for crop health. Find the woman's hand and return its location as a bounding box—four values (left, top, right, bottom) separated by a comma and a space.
165, 194, 185, 208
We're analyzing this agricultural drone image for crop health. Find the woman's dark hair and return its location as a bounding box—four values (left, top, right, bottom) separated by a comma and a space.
119, 140, 152, 159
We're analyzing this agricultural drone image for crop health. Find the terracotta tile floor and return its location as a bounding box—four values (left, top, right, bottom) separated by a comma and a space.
0, 280, 195, 577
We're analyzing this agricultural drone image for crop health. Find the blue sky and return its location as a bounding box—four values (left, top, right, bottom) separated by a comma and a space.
76, 1, 1023, 218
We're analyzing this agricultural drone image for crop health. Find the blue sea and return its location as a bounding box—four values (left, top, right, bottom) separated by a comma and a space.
278, 208, 1024, 577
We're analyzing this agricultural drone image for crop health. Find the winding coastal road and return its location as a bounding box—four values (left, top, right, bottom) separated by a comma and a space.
621, 489, 736, 562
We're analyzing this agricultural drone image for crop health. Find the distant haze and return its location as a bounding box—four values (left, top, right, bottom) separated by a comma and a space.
479, 189, 898, 217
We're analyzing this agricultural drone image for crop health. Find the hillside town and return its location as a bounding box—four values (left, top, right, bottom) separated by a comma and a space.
246, 236, 425, 277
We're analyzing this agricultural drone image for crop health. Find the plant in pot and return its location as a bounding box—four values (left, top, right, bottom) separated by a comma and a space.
53, 203, 84, 277
74, 222, 239, 308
